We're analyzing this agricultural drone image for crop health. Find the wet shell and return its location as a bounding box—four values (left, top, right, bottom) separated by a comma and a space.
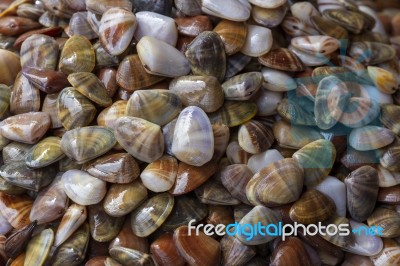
323, 9, 365, 34
114, 116, 164, 163
116, 54, 164, 92
88, 204, 125, 242
67, 72, 113, 107
99, 8, 136, 56
314, 76, 351, 130
291, 35, 340, 56
345, 166, 379, 222
103, 180, 148, 217
25, 136, 64, 168
220, 164, 252, 205
320, 216, 353, 248
273, 120, 323, 149
195, 180, 240, 205
97, 100, 128, 129
0, 16, 40, 36
131, 193, 174, 237
367, 66, 399, 94
380, 143, 400, 172
137, 36, 190, 77
277, 98, 316, 126
311, 15, 348, 40
109, 246, 153, 266
0, 192, 32, 229
10, 73, 40, 115
171, 106, 213, 166
238, 120, 274, 154
209, 101, 257, 127
174, 225, 221, 265
109, 218, 149, 253
271, 237, 313, 266
86, 0, 132, 14
236, 205, 282, 245
185, 31, 226, 82
349, 41, 396, 65
66, 11, 97, 40
251, 4, 288, 28
126, 90, 181, 126
0, 84, 10, 119
169, 75, 224, 113
170, 161, 218, 195
240, 24, 272, 57
136, 11, 177, 45
151, 233, 185, 266
261, 67, 297, 92
20, 34, 58, 70
62, 170, 107, 206
290, 2, 319, 25
54, 204, 87, 247
349, 126, 395, 151
0, 112, 50, 144
222, 72, 263, 101
259, 48, 304, 72
381, 104, 400, 135
57, 87, 97, 130
214, 19, 246, 55
370, 239, 400, 266
22, 67, 69, 94
201, 0, 250, 22
5, 221, 36, 259
377, 185, 400, 204
60, 126, 116, 164
24, 228, 54, 266
42, 94, 63, 128
58, 35, 95, 74
2, 142, 31, 164
140, 155, 177, 192
281, 16, 320, 37
29, 174, 68, 224
337, 97, 380, 128
220, 233, 256, 266
289, 189, 336, 224
225, 53, 252, 80
367, 207, 400, 238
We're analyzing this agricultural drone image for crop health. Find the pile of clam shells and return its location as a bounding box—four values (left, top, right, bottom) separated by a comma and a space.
0, 0, 399, 265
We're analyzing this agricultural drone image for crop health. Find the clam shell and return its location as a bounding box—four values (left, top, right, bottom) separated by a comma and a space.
137, 36, 190, 77
151, 233, 186, 266
62, 170, 107, 206
212, 123, 230, 160
60, 126, 116, 164
170, 161, 218, 195
380, 142, 400, 172
25, 136, 64, 168
281, 16, 320, 37
367, 207, 400, 238
225, 53, 252, 80
320, 216, 353, 248
54, 204, 87, 247
236, 205, 282, 245
343, 220, 383, 256
313, 176, 347, 217
220, 164, 253, 205
370, 239, 400, 266
0, 112, 50, 144
246, 158, 304, 207
24, 228, 54, 266
88, 203, 124, 242
201, 0, 250, 22
240, 24, 272, 57
171, 106, 214, 167
84, 153, 140, 184
109, 246, 153, 266
251, 4, 288, 28
57, 88, 96, 130
0, 49, 21, 86
131, 193, 174, 237
273, 120, 323, 149
135, 11, 177, 46
290, 2, 319, 25
86, 0, 132, 15
259, 48, 304, 72
289, 45, 331, 66
377, 185, 400, 205
67, 72, 112, 107
238, 120, 274, 154
109, 218, 149, 253
5, 221, 36, 259
195, 180, 240, 205
98, 68, 118, 97
292, 35, 339, 56
169, 75, 224, 113
93, 40, 119, 68
220, 233, 256, 266
97, 100, 128, 129
67, 11, 97, 40
52, 223, 89, 266
289, 189, 336, 224
214, 19, 246, 55
22, 67, 69, 95
0, 192, 32, 229
261, 67, 297, 92
20, 34, 58, 70
311, 14, 349, 40
277, 98, 316, 126
29, 174, 68, 224
381, 104, 400, 135
247, 149, 284, 174
337, 97, 380, 128
0, 84, 10, 119
209, 101, 257, 127
345, 166, 379, 222
271, 237, 313, 266
103, 180, 148, 217
349, 126, 395, 151
126, 89, 181, 126
349, 41, 396, 65
174, 225, 221, 265
367, 66, 399, 94
377, 165, 400, 188
185, 31, 226, 82
249, 0, 285, 8
0, 176, 26, 195
99, 8, 136, 56
116, 54, 164, 92
58, 35, 95, 74
10, 73, 40, 115
174, 0, 202, 16
140, 155, 177, 192
222, 72, 263, 101
114, 116, 164, 163
323, 9, 365, 34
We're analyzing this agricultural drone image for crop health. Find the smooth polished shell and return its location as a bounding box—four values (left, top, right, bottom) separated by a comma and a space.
114, 116, 164, 163
151, 233, 185, 266
88, 204, 125, 242
5, 221, 36, 259
97, 100, 128, 129
273, 120, 323, 149
140, 155, 178, 192
0, 192, 32, 229
99, 8, 136, 56
171, 106, 214, 166
109, 246, 153, 266
337, 97, 380, 128
349, 41, 396, 65
25, 136, 64, 168
222, 72, 263, 100
259, 48, 304, 72
135, 11, 177, 46
349, 126, 395, 151
240, 24, 272, 57
209, 101, 257, 127
10, 72, 40, 115
20, 34, 58, 70
22, 67, 69, 94
131, 193, 174, 237
0, 112, 50, 144
381, 104, 400, 135
238, 120, 274, 154
323, 9, 365, 34
0, 84, 10, 119
311, 15, 349, 40
367, 66, 399, 94
367, 207, 400, 238
54, 204, 87, 247
62, 170, 107, 205
214, 19, 247, 55
271, 237, 313, 266
220, 164, 253, 205
251, 4, 288, 28
201, 0, 250, 22
291, 35, 340, 56
58, 35, 95, 74
24, 228, 54, 266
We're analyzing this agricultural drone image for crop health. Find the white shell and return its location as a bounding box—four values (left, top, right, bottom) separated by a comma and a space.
289, 45, 331, 66
0, 211, 12, 235
171, 106, 214, 167
360, 84, 393, 105
240, 24, 273, 57
62, 170, 107, 206
201, 0, 250, 22
136, 36, 190, 77
291, 35, 340, 56
247, 149, 284, 174
54, 204, 87, 247
252, 88, 283, 116
140, 155, 178, 192
261, 67, 297, 92
343, 220, 383, 256
134, 11, 178, 46
313, 176, 346, 217
249, 0, 287, 8
290, 2, 320, 25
